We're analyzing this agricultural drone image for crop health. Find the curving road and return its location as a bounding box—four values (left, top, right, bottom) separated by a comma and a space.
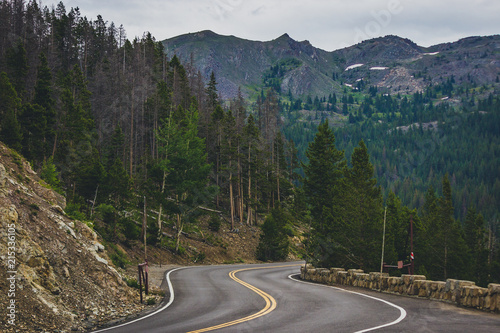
92, 262, 500, 333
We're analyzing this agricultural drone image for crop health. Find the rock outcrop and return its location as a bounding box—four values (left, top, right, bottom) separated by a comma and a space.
0, 144, 145, 332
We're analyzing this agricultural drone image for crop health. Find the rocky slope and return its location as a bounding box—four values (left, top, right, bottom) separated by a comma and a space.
163, 30, 341, 99
0, 143, 147, 332
162, 31, 500, 99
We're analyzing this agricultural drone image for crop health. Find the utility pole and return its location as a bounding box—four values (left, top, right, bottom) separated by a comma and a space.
410, 215, 414, 275
380, 206, 387, 273
143, 195, 147, 260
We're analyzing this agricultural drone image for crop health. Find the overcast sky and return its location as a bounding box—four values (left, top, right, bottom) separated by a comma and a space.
52, 0, 499, 51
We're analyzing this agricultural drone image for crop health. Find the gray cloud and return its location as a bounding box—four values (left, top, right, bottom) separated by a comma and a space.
47, 0, 500, 50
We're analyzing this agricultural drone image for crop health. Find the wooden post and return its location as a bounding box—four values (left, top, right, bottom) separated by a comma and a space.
138, 265, 143, 303
145, 260, 149, 295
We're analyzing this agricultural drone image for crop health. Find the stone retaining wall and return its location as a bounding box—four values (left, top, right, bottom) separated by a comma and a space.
300, 265, 500, 313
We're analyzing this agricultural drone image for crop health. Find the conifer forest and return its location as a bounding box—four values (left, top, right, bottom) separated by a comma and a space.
0, 1, 499, 286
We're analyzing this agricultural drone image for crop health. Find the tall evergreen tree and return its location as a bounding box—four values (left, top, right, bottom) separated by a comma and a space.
0, 72, 22, 152
243, 114, 261, 225
420, 185, 442, 278
221, 110, 237, 229
256, 207, 290, 261
5, 39, 29, 100
464, 207, 488, 285
156, 102, 212, 252
303, 120, 346, 267
343, 140, 383, 270
32, 52, 55, 159
19, 103, 46, 163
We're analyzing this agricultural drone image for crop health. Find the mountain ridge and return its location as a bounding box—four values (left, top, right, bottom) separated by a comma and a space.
162, 31, 500, 99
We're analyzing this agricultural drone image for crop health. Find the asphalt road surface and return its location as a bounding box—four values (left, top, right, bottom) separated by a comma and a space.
92, 262, 500, 332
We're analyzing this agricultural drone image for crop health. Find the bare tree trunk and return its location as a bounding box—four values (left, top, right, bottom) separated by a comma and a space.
216, 151, 219, 209
129, 86, 134, 176
157, 170, 166, 241
229, 136, 235, 229
246, 142, 252, 225
215, 129, 221, 209
51, 132, 58, 158
277, 149, 280, 203
488, 224, 493, 265
175, 213, 183, 253
254, 179, 258, 224
238, 147, 244, 221
268, 167, 272, 210
444, 236, 448, 279
230, 167, 234, 230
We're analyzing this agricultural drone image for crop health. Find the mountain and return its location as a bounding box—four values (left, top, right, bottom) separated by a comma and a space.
163, 30, 339, 99
162, 31, 500, 99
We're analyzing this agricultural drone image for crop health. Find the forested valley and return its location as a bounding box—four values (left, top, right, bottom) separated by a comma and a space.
0, 0, 498, 287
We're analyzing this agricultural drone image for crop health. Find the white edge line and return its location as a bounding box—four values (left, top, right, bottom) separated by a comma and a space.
92, 267, 186, 333
288, 274, 407, 333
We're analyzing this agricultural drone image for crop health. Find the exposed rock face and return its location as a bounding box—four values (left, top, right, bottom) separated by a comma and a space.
0, 144, 144, 332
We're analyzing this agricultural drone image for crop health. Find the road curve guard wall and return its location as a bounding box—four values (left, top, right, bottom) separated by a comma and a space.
300, 265, 500, 313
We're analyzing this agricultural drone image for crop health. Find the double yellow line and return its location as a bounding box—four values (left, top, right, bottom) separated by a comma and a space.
188, 264, 300, 333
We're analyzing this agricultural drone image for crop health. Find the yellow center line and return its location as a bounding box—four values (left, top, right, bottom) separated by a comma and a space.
187, 264, 301, 333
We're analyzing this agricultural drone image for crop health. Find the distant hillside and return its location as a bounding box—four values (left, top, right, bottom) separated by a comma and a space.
162, 31, 500, 99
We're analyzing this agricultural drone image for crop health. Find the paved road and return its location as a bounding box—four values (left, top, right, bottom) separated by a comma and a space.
92, 262, 500, 333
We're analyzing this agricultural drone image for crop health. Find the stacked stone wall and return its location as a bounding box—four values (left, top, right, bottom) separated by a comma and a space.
300, 265, 500, 313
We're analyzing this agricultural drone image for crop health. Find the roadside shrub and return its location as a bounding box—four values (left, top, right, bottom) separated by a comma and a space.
106, 243, 129, 268
256, 207, 290, 261
208, 214, 221, 232
125, 278, 140, 289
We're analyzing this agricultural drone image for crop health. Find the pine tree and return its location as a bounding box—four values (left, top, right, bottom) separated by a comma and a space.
206, 71, 218, 111
5, 39, 29, 100
464, 207, 488, 285
103, 157, 131, 207
344, 140, 383, 270
157, 103, 212, 252
32, 52, 55, 159
243, 114, 261, 225
19, 103, 46, 163
422, 175, 469, 280
210, 104, 225, 208
420, 185, 442, 278
0, 72, 23, 152
221, 110, 237, 229
303, 120, 346, 267
287, 138, 300, 185
55, 65, 97, 200
383, 191, 401, 266
304, 120, 344, 230
256, 207, 290, 261
440, 174, 455, 279
273, 132, 288, 204
40, 156, 61, 191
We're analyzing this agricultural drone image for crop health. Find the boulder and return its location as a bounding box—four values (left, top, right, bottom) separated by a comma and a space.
488, 283, 500, 295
